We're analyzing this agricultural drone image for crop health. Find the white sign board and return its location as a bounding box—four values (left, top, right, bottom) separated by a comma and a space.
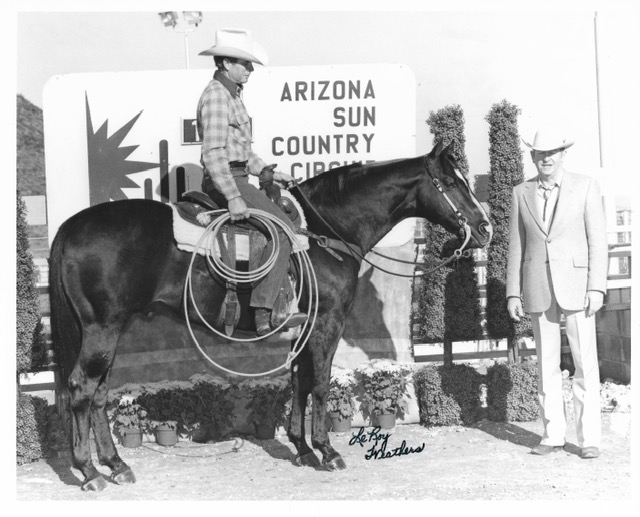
43, 64, 416, 246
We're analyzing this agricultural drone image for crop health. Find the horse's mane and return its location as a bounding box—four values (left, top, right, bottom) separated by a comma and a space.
302, 158, 408, 205
301, 162, 364, 205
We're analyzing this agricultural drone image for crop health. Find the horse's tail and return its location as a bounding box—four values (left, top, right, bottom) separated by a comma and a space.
49, 218, 82, 386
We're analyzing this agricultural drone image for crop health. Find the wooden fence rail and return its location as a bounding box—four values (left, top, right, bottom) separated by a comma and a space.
413, 346, 570, 363
22, 249, 630, 399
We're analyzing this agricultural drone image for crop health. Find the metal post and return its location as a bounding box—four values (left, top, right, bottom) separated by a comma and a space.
184, 33, 190, 70
158, 11, 201, 71
594, 11, 604, 168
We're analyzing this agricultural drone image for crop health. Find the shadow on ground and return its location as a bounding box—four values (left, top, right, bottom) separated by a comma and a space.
472, 419, 583, 456
472, 419, 540, 448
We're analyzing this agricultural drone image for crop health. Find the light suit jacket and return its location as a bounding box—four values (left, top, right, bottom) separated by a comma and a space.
506, 172, 608, 313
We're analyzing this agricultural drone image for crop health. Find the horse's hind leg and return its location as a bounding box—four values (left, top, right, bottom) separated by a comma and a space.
67, 372, 108, 491
67, 325, 122, 491
91, 374, 135, 485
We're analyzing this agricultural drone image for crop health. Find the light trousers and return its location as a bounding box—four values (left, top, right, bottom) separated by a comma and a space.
530, 295, 601, 448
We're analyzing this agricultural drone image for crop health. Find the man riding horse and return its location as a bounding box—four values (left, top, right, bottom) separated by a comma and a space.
196, 28, 307, 336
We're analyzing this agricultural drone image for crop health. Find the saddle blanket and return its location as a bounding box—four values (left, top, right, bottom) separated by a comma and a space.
172, 190, 309, 260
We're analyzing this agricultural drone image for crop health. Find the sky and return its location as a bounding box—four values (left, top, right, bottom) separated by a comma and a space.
10, 0, 640, 199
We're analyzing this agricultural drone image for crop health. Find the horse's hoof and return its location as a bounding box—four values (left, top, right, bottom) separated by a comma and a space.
323, 456, 347, 471
81, 475, 109, 492
295, 451, 321, 468
112, 468, 136, 485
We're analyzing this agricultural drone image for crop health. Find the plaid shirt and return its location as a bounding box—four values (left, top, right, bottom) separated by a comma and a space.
197, 71, 267, 200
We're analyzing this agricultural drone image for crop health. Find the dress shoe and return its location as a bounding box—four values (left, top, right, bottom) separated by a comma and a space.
530, 444, 564, 455
579, 446, 600, 459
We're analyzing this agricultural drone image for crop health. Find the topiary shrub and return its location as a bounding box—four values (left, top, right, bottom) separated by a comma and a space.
486, 361, 539, 422
412, 105, 482, 364
484, 100, 532, 347
16, 394, 49, 465
16, 191, 45, 375
414, 363, 483, 426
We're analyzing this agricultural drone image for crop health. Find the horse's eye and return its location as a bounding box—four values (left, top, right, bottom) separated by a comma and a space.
442, 176, 456, 189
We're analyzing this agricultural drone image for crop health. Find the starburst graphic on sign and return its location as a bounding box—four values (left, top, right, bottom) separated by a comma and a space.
85, 93, 159, 204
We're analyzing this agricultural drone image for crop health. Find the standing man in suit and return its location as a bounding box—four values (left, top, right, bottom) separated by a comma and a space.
506, 128, 608, 459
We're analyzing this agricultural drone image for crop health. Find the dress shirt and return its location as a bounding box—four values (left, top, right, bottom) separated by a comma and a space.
536, 174, 562, 230
197, 70, 267, 200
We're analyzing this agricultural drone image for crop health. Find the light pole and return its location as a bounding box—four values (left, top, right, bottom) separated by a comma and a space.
158, 11, 203, 69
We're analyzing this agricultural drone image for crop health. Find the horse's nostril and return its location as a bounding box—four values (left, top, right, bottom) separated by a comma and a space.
480, 222, 493, 239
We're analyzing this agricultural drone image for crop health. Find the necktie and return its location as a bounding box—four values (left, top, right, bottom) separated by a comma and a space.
541, 184, 557, 222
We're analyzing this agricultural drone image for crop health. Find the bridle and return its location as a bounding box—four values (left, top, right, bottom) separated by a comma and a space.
290, 156, 474, 279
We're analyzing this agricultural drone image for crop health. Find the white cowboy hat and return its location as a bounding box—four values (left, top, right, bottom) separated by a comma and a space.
199, 28, 268, 65
522, 127, 574, 151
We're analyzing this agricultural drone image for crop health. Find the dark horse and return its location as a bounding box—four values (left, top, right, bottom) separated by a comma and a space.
49, 141, 492, 490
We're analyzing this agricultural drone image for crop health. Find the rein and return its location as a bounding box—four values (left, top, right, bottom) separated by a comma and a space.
289, 158, 474, 278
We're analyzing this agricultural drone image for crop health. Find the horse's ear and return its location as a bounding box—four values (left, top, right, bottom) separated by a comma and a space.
443, 141, 454, 156
430, 139, 445, 157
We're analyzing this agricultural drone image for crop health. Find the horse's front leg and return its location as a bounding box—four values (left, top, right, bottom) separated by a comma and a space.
309, 322, 347, 471
287, 345, 321, 468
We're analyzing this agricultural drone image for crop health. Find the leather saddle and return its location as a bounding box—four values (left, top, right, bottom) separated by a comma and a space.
174, 181, 302, 337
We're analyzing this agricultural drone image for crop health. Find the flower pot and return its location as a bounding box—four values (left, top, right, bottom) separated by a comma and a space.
155, 424, 178, 446
328, 412, 352, 432
372, 413, 396, 429
122, 428, 142, 448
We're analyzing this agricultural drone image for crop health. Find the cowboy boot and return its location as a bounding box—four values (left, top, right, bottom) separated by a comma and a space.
255, 308, 308, 337
272, 310, 308, 329
254, 308, 272, 337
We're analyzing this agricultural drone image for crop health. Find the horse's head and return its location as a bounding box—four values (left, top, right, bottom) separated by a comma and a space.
418, 140, 492, 249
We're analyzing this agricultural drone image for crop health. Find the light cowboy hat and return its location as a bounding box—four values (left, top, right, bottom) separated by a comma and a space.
523, 127, 574, 151
199, 28, 268, 65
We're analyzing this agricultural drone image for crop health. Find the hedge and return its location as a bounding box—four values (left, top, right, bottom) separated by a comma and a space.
414, 363, 484, 426
17, 394, 50, 465
415, 361, 540, 426
486, 361, 539, 422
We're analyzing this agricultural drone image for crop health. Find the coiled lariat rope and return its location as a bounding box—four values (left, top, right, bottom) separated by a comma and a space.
183, 208, 319, 378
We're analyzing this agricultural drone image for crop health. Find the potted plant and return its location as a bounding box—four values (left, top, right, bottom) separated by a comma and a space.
326, 368, 356, 432
355, 359, 412, 429
151, 420, 178, 447
112, 400, 150, 448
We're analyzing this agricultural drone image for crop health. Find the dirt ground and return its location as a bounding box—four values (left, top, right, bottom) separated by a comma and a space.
16, 407, 633, 503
